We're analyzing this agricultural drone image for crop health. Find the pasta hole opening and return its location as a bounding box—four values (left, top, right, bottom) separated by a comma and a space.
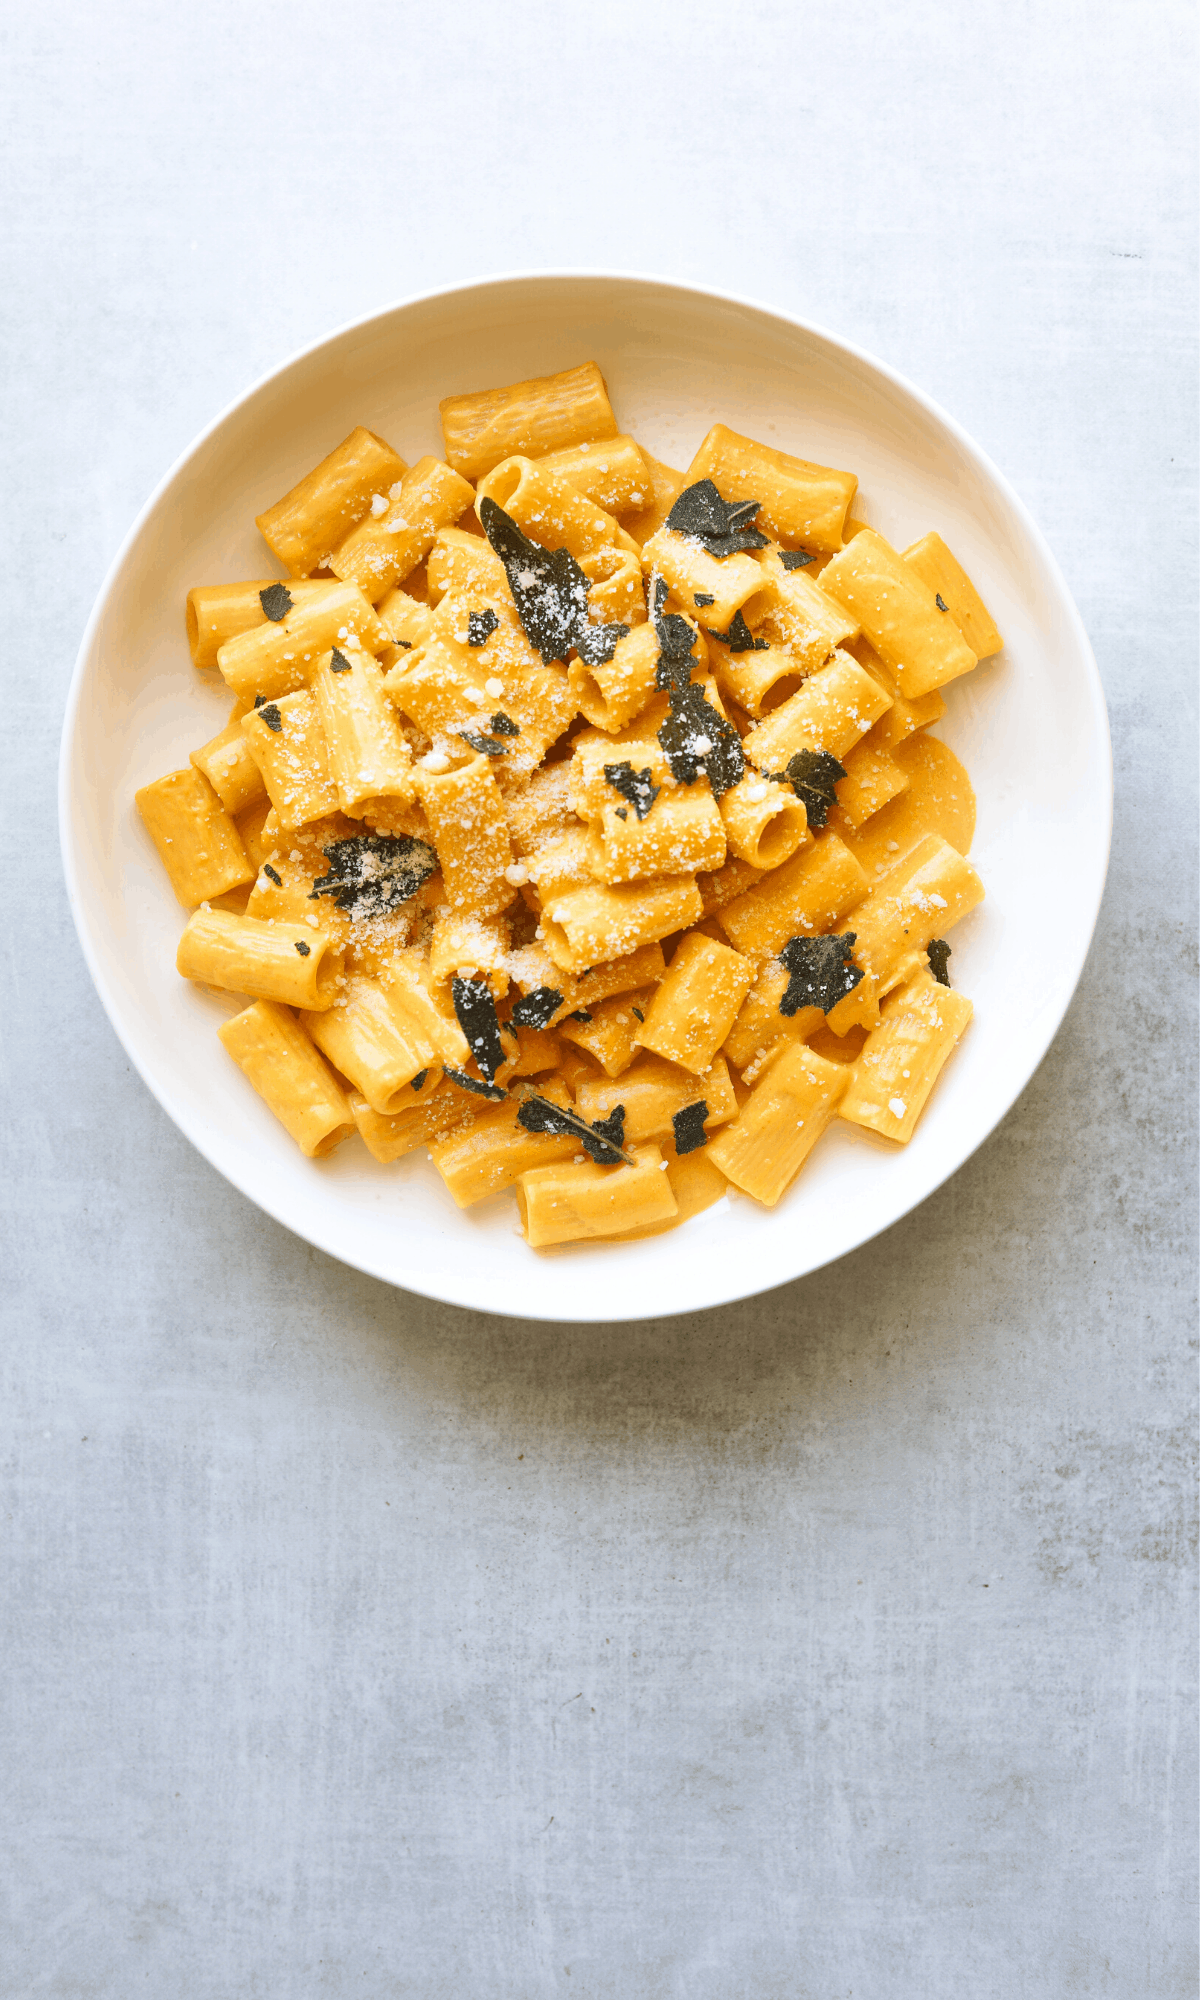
573, 669, 611, 727
312, 1121, 354, 1157
759, 673, 805, 714
751, 804, 808, 871
380, 1078, 422, 1115
737, 586, 777, 631
580, 545, 627, 586
540, 918, 574, 969
479, 460, 524, 513
185, 594, 201, 662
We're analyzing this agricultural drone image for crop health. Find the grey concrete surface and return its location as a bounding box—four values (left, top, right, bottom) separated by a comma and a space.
2, 3, 1196, 1994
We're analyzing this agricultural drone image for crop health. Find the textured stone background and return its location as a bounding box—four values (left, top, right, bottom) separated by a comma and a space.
3, 3, 1196, 1994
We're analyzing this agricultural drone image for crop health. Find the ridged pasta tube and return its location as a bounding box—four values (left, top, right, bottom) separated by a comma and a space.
136, 768, 254, 908
686, 424, 857, 553
820, 529, 978, 699
177, 907, 344, 1009
440, 361, 618, 482
255, 426, 409, 576
218, 1001, 355, 1156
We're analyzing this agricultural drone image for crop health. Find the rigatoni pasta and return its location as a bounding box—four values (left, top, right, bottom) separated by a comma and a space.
136, 358, 1001, 1249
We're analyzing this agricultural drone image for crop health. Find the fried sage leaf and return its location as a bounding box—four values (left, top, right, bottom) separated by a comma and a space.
650, 573, 701, 692
664, 478, 768, 558
467, 608, 499, 646
773, 747, 846, 829
658, 681, 745, 796
603, 761, 660, 822
452, 975, 505, 1081
708, 608, 769, 654
926, 938, 952, 987
510, 986, 564, 1030
480, 498, 629, 667
458, 728, 508, 756
672, 1101, 709, 1154
515, 1092, 632, 1165
259, 582, 293, 621
778, 933, 864, 1016
443, 1067, 507, 1102
310, 833, 437, 918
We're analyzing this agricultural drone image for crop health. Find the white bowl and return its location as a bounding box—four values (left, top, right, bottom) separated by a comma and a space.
60, 273, 1112, 1322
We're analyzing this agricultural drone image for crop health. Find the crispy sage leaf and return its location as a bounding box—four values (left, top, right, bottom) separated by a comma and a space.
672, 1101, 709, 1154
443, 1067, 507, 1102
458, 728, 508, 756
926, 938, 952, 987
603, 761, 660, 822
259, 582, 293, 622
510, 986, 564, 1030
467, 608, 500, 646
515, 1092, 632, 1165
310, 833, 437, 918
664, 478, 768, 558
709, 608, 769, 654
778, 933, 863, 1016
480, 499, 628, 666
774, 747, 846, 829
658, 682, 745, 796
452, 976, 505, 1081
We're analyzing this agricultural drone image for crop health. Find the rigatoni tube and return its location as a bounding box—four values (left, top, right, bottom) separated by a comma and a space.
541, 877, 703, 975
476, 456, 639, 562
240, 690, 339, 831
177, 907, 344, 1008
718, 771, 810, 871
568, 621, 662, 732
718, 830, 868, 960
218, 1001, 355, 1157
190, 701, 267, 816
574, 1053, 738, 1145
186, 579, 337, 669
901, 532, 1003, 660
823, 833, 982, 1035
587, 787, 727, 886
136, 767, 254, 908
439, 360, 618, 483
686, 424, 857, 553
310, 647, 415, 815
255, 426, 409, 577
533, 434, 650, 516
303, 971, 450, 1114
417, 755, 517, 918
348, 1078, 467, 1164
633, 932, 756, 1073
640, 526, 773, 637
330, 458, 476, 603
820, 530, 978, 699
706, 1045, 848, 1205
516, 1144, 677, 1247
428, 1093, 579, 1207
838, 970, 973, 1142
744, 653, 892, 774
216, 582, 389, 703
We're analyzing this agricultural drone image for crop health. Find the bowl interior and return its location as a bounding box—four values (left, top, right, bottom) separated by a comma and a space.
61, 275, 1111, 1320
